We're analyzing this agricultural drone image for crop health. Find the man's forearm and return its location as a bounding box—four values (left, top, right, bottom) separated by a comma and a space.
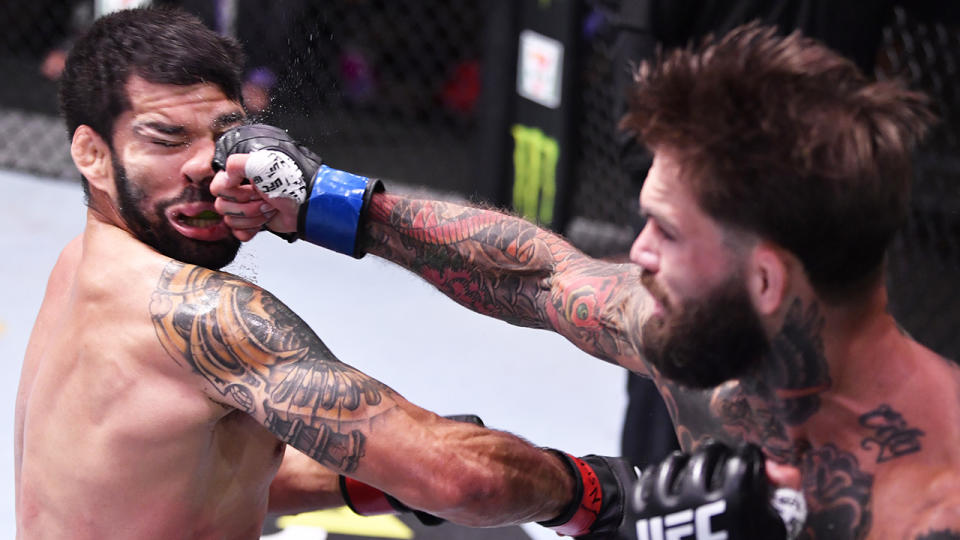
362, 192, 566, 328
361, 192, 649, 366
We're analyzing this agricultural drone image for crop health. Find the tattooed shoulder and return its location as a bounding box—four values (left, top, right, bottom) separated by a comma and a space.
149, 260, 396, 471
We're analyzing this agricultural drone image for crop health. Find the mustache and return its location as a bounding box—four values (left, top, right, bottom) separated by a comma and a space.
640, 270, 670, 309
171, 184, 216, 205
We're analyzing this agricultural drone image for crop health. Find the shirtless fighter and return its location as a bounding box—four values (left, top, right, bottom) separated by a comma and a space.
14, 7, 651, 539
213, 23, 960, 539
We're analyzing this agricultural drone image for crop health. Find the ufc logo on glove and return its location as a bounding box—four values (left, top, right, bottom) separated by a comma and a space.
636, 500, 727, 540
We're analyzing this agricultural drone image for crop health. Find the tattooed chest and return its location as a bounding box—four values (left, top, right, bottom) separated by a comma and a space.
669, 389, 929, 539
671, 403, 873, 538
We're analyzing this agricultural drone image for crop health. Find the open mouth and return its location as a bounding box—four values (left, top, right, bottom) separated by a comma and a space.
175, 209, 223, 229
167, 205, 232, 242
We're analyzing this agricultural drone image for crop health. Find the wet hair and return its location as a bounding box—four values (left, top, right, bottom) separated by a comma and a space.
621, 22, 935, 300
59, 7, 245, 195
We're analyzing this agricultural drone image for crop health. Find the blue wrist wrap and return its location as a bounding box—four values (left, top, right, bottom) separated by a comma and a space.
301, 165, 372, 257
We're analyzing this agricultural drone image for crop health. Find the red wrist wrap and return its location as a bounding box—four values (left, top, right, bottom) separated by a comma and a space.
340, 476, 396, 516
548, 453, 603, 536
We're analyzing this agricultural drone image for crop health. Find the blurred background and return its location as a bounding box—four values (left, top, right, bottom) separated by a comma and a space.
1, 1, 959, 538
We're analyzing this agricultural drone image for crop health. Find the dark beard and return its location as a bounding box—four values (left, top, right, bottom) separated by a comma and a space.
640, 271, 769, 389
114, 157, 240, 270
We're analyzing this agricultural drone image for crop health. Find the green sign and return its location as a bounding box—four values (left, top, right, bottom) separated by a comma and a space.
511, 124, 558, 225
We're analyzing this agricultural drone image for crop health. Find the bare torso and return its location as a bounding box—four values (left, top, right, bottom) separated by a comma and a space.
16, 218, 284, 539
655, 339, 960, 539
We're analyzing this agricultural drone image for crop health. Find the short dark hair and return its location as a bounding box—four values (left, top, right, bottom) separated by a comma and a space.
621, 23, 935, 299
59, 6, 245, 155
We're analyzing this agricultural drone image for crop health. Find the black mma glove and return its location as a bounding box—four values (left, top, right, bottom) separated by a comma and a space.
626, 441, 806, 540
212, 123, 383, 257
537, 452, 638, 538
338, 414, 485, 526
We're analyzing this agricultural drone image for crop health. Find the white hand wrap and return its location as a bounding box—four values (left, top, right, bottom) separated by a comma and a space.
244, 149, 307, 204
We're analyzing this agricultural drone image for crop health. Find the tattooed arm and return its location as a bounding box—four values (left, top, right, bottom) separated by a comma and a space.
149, 260, 572, 526
362, 192, 652, 372
211, 145, 651, 371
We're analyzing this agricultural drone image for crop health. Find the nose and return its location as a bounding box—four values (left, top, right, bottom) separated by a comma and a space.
629, 221, 660, 273
183, 137, 216, 185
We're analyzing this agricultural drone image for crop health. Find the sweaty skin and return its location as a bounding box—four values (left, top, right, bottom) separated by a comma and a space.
211, 151, 960, 538
15, 78, 571, 539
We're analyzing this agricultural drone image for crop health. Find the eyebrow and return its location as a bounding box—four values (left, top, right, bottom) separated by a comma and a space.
637, 206, 661, 223
212, 111, 245, 130
132, 111, 245, 137
134, 121, 186, 136
639, 206, 678, 234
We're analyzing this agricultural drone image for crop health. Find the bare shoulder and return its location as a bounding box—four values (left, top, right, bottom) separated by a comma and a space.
149, 259, 302, 356
52, 235, 84, 280
149, 259, 296, 334
25, 235, 84, 356
149, 259, 285, 369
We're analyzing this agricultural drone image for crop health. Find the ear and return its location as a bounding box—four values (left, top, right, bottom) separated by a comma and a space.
746, 242, 788, 316
71, 125, 114, 196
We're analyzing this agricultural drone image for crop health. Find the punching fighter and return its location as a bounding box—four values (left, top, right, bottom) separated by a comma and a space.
15, 7, 648, 539
212, 23, 960, 539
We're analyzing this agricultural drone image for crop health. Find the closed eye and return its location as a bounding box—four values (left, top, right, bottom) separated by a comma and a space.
153, 139, 187, 148
641, 213, 675, 242
655, 221, 675, 242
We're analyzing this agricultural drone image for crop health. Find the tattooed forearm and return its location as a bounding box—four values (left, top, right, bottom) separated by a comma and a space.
543, 258, 649, 362
365, 195, 554, 325
150, 261, 396, 472
859, 404, 924, 463
364, 193, 647, 362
